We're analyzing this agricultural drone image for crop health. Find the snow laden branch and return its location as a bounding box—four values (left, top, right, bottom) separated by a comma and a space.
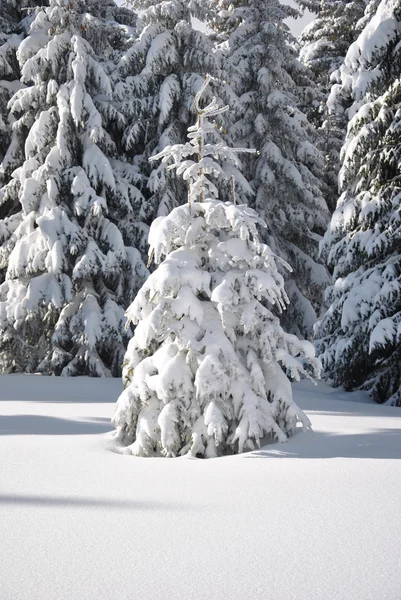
113, 89, 320, 458
150, 75, 256, 205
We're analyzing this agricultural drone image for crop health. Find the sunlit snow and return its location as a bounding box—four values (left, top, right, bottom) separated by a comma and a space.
1, 375, 400, 600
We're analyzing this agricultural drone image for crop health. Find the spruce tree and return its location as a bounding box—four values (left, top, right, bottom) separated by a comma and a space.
295, 0, 366, 211
0, 0, 149, 376
0, 1, 23, 181
0, 1, 29, 287
115, 0, 253, 221
297, 0, 366, 100
317, 0, 401, 405
191, 0, 330, 339
113, 79, 320, 458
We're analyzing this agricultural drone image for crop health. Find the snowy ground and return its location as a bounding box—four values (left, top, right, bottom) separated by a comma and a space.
1, 375, 401, 600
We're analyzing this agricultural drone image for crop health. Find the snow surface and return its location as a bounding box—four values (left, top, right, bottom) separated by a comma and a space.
1, 374, 401, 600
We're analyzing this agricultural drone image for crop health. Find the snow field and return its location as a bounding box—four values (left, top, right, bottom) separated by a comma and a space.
1, 375, 401, 600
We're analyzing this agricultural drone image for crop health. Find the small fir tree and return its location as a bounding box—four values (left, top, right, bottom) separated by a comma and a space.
0, 0, 148, 376
113, 80, 320, 458
317, 0, 401, 405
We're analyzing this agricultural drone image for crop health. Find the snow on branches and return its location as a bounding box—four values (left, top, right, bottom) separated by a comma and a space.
150, 76, 255, 205
194, 0, 330, 338
0, 0, 148, 376
317, 0, 401, 405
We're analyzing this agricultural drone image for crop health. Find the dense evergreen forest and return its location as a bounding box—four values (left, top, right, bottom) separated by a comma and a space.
1, 0, 400, 409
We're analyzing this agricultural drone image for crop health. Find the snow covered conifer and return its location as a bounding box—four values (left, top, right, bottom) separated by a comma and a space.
297, 0, 366, 104
296, 0, 366, 211
191, 0, 330, 338
317, 0, 401, 405
113, 80, 320, 457
0, 4, 16, 164
115, 0, 253, 220
0, 1, 31, 283
0, 1, 23, 182
0, 0, 148, 375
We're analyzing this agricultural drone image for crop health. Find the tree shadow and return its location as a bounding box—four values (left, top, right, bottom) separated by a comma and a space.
245, 428, 401, 460
292, 380, 393, 417
0, 415, 112, 435
0, 375, 122, 403
0, 493, 186, 511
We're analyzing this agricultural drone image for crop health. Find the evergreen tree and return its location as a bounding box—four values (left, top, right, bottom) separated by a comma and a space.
0, 1, 31, 285
113, 79, 320, 458
0, 1, 23, 181
116, 0, 253, 222
297, 0, 366, 99
317, 0, 401, 405
0, 0, 149, 376
296, 0, 366, 211
191, 0, 330, 339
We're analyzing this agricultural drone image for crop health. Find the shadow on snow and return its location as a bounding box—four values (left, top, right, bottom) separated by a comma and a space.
0, 415, 112, 435
0, 375, 122, 403
246, 428, 401, 460
0, 493, 184, 511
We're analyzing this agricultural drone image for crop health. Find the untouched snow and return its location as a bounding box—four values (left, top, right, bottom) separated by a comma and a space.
1, 375, 401, 600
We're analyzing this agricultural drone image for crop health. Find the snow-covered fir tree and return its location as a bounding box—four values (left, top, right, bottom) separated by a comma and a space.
317, 0, 401, 405
113, 80, 321, 458
190, 0, 330, 339
295, 0, 366, 211
115, 0, 253, 221
297, 0, 366, 101
0, 0, 149, 376
116, 0, 213, 218
0, 1, 23, 182
0, 1, 31, 284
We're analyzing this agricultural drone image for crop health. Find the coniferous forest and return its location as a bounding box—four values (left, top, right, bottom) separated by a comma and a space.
1, 0, 401, 458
